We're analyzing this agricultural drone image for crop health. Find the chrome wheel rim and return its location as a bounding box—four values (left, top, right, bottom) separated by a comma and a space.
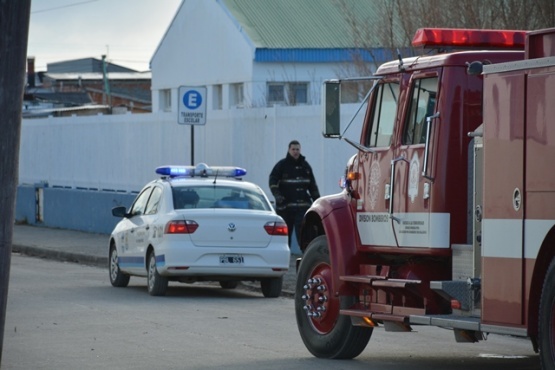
301, 262, 338, 334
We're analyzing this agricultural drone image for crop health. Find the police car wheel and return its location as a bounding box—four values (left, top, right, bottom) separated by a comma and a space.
147, 251, 168, 296
295, 235, 372, 359
109, 244, 130, 287
219, 281, 238, 289
539, 257, 555, 370
261, 277, 282, 298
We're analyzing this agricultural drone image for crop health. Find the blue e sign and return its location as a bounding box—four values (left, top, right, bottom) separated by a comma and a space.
178, 86, 206, 125
183, 90, 203, 109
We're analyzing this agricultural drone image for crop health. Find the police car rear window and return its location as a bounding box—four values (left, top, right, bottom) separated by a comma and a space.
172, 186, 270, 211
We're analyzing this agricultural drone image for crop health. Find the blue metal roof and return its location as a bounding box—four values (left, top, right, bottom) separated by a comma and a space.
254, 48, 406, 63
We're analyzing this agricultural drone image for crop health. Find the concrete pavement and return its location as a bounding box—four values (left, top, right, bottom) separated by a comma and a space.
11, 224, 299, 297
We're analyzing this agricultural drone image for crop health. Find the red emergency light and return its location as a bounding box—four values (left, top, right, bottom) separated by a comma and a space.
412, 28, 526, 49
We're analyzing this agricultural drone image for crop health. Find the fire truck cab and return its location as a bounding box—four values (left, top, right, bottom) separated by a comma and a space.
295, 27, 555, 369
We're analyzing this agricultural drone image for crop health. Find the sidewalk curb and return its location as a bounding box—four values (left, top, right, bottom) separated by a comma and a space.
12, 244, 107, 268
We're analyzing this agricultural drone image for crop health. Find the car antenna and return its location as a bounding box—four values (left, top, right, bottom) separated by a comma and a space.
213, 169, 219, 184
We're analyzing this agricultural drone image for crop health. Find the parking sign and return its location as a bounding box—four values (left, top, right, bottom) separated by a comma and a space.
178, 86, 206, 125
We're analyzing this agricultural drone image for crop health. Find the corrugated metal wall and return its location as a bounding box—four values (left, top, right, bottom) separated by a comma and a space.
19, 105, 362, 199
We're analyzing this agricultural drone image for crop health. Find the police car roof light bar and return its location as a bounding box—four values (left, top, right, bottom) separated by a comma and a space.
412, 28, 526, 49
155, 163, 247, 178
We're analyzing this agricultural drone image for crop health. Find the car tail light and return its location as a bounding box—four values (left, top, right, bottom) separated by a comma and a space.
264, 221, 288, 236
165, 220, 199, 234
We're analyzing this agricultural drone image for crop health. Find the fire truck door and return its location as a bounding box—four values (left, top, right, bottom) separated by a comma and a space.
391, 76, 448, 248
354, 80, 399, 248
481, 71, 525, 325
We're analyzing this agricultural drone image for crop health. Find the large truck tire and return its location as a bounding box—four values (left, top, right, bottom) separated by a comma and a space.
539, 257, 555, 370
295, 235, 372, 359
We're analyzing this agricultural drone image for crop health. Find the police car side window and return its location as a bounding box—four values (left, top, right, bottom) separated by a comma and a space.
130, 187, 153, 216
144, 186, 162, 215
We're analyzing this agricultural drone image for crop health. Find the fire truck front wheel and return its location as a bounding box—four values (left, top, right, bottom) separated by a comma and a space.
539, 257, 555, 370
295, 235, 372, 359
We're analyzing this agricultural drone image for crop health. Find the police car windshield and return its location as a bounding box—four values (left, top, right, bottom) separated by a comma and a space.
172, 185, 271, 211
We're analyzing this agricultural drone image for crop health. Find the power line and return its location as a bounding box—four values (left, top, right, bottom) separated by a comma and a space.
32, 0, 99, 14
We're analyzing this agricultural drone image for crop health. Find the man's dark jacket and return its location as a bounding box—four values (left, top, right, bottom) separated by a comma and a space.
269, 153, 320, 210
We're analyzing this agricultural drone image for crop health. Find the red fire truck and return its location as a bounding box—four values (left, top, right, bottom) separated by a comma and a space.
295, 27, 555, 369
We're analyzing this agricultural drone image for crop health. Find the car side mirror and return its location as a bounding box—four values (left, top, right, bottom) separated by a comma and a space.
322, 80, 341, 137
112, 206, 128, 218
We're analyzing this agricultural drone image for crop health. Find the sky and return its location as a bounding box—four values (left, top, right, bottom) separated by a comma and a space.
28, 0, 182, 72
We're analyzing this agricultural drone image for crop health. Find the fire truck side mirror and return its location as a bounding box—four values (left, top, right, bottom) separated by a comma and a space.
322, 80, 341, 138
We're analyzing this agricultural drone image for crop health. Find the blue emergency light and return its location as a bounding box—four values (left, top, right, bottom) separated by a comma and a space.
156, 166, 195, 177
155, 163, 247, 178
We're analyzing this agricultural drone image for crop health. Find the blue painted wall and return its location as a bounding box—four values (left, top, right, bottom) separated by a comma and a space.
15, 185, 36, 224
16, 185, 136, 234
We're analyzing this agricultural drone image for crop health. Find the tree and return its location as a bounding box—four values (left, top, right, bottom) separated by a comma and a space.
335, 0, 555, 80
393, 0, 554, 31
0, 0, 32, 364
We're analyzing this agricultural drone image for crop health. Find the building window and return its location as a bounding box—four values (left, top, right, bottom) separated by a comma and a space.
160, 89, 171, 112
267, 82, 308, 106
340, 81, 373, 104
288, 83, 308, 105
213, 84, 222, 110
268, 83, 285, 106
230, 83, 244, 108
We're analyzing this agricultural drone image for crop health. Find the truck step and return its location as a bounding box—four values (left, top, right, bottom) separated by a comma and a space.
410, 313, 480, 330
341, 306, 425, 332
340, 274, 421, 288
341, 305, 425, 318
409, 313, 527, 338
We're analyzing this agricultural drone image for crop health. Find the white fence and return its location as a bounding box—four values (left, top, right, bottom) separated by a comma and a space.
19, 105, 363, 199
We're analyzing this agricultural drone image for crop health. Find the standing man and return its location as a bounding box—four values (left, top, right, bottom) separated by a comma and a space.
269, 140, 320, 249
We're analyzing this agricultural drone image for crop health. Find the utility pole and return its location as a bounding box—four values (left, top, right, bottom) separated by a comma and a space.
101, 54, 111, 107
0, 0, 32, 365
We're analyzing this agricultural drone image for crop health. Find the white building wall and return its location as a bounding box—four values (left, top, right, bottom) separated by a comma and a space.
151, 0, 255, 112
19, 105, 363, 200
150, 0, 357, 111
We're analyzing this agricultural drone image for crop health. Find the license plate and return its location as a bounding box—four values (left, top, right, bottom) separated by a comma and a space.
219, 254, 244, 264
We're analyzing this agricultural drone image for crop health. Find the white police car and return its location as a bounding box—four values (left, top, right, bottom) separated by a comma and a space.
109, 163, 290, 297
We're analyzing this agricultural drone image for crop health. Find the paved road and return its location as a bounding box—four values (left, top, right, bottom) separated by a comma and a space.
11, 224, 299, 296
3, 254, 540, 370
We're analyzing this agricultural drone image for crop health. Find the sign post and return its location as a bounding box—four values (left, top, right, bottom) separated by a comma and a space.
178, 86, 207, 165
